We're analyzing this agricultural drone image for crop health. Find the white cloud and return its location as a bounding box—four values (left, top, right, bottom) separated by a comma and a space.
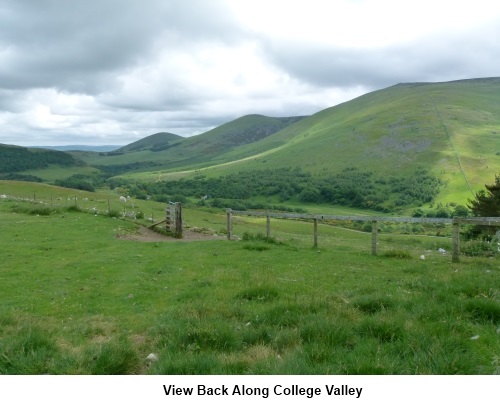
0, 0, 499, 146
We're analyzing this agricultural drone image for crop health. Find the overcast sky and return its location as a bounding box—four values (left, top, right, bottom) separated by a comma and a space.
1, 0, 499, 146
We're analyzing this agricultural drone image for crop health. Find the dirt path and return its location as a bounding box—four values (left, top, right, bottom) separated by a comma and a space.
116, 226, 226, 242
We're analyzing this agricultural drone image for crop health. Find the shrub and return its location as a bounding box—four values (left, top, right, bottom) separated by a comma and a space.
460, 240, 497, 257
242, 232, 279, 244
381, 249, 412, 259
66, 205, 84, 213
10, 205, 59, 216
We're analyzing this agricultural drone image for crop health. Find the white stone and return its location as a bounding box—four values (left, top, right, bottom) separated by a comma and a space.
146, 353, 158, 362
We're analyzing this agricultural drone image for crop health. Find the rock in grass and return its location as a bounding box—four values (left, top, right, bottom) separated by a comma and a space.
146, 353, 158, 362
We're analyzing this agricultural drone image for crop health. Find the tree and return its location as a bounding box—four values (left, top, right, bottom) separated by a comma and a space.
467, 175, 500, 239
468, 175, 500, 217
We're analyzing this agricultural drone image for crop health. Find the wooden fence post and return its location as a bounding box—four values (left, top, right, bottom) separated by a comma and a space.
166, 205, 172, 231
452, 219, 460, 263
266, 214, 271, 239
175, 202, 183, 238
313, 218, 318, 248
371, 220, 378, 255
226, 209, 233, 240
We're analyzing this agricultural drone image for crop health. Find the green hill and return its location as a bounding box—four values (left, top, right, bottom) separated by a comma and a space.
0, 144, 84, 177
142, 77, 499, 207
114, 132, 183, 153
78, 115, 306, 172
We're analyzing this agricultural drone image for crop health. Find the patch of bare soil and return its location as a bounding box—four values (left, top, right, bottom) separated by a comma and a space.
116, 226, 226, 242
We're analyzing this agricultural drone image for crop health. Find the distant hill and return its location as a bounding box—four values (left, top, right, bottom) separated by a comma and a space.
77, 115, 306, 171
30, 145, 123, 152
114, 132, 183, 153
0, 144, 84, 173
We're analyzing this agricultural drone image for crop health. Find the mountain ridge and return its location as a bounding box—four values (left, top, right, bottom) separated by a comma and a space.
3, 77, 499, 208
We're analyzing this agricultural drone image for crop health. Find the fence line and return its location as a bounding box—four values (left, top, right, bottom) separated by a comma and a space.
0, 192, 165, 224
226, 209, 500, 263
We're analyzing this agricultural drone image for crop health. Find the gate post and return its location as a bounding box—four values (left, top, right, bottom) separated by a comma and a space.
174, 202, 183, 238
266, 213, 271, 239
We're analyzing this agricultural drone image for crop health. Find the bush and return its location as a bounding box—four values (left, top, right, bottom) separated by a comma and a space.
381, 249, 412, 259
10, 205, 59, 216
452, 204, 469, 217
242, 232, 277, 243
460, 240, 498, 257
106, 209, 121, 218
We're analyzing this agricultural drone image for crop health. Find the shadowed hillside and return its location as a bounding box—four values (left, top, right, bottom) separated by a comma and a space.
0, 144, 84, 174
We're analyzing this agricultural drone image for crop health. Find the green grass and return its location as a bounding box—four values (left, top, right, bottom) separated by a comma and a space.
0, 182, 499, 375
20, 165, 101, 183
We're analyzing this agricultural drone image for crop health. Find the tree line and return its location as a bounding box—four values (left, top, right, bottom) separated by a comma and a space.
116, 166, 444, 213
0, 145, 80, 172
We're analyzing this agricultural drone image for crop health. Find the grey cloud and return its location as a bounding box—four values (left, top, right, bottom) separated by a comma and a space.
262, 21, 500, 90
0, 0, 242, 94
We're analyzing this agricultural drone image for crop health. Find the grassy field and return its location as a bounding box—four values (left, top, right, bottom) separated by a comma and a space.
0, 181, 498, 375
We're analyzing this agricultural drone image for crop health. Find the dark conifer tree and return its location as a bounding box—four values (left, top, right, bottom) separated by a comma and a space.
468, 175, 500, 217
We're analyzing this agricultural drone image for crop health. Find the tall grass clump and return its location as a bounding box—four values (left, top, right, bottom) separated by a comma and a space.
353, 294, 396, 314
381, 249, 412, 259
65, 205, 84, 213
242, 232, 281, 244
461, 240, 498, 257
83, 336, 140, 375
235, 286, 279, 302
10, 204, 60, 216
0, 327, 59, 374
465, 299, 500, 323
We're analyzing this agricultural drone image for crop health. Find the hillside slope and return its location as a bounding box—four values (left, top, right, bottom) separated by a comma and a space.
152, 78, 500, 206
79, 115, 306, 171
114, 132, 183, 153
0, 144, 84, 174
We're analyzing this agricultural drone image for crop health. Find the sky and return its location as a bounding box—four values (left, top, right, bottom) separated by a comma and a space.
1, 0, 499, 146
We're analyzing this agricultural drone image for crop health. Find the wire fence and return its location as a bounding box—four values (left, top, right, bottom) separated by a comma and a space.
226, 209, 500, 263
0, 192, 166, 225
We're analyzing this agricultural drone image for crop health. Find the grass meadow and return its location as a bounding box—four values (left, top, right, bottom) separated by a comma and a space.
0, 182, 499, 375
